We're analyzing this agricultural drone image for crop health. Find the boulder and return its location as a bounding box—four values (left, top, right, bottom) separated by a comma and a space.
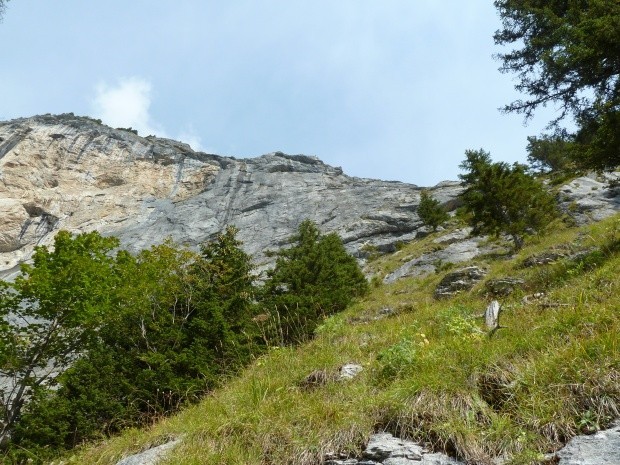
363, 433, 424, 461
522, 251, 566, 267
339, 364, 364, 380
485, 277, 525, 296
434, 266, 487, 299
556, 420, 620, 465
326, 433, 463, 464
115, 438, 181, 465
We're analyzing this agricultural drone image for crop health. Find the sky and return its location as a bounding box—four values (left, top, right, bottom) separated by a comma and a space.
0, 1, 568, 186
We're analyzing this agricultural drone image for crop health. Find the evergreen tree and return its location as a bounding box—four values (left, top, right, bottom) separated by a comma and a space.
417, 190, 449, 231
494, 0, 620, 171
526, 131, 575, 173
458, 149, 558, 250
187, 226, 257, 376
262, 220, 368, 343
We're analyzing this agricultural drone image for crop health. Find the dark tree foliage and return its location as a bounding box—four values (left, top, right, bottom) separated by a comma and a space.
188, 226, 257, 376
417, 190, 449, 231
574, 107, 620, 170
0, 231, 121, 450
7, 228, 258, 461
3, 224, 365, 461
494, 0, 620, 170
0, 1, 9, 21
262, 220, 368, 344
459, 149, 558, 250
526, 130, 575, 173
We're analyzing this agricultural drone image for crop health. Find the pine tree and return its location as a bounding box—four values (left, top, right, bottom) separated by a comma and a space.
418, 190, 449, 231
459, 149, 558, 250
262, 220, 368, 344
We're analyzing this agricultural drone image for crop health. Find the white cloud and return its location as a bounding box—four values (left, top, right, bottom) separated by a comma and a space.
91, 77, 166, 137
177, 128, 203, 152
91, 77, 211, 153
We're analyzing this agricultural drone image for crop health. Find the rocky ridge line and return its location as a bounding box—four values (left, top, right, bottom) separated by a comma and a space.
1, 113, 619, 283
0, 113, 462, 278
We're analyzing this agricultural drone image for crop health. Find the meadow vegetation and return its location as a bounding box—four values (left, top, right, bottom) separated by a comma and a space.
0, 222, 367, 464
50, 212, 620, 465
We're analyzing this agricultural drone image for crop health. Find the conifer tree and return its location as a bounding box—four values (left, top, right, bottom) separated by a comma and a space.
459, 149, 558, 250
418, 190, 449, 231
494, 0, 620, 171
262, 220, 368, 343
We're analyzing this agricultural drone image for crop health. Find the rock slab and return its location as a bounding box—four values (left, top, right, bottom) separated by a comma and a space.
115, 439, 181, 465
556, 420, 620, 465
434, 266, 487, 299
326, 433, 463, 465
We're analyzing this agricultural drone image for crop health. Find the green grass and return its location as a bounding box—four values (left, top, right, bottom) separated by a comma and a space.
60, 215, 620, 465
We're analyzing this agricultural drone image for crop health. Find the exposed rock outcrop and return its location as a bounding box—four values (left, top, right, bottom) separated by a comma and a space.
556, 420, 620, 465
1, 114, 619, 281
115, 438, 181, 465
0, 114, 462, 277
434, 266, 487, 299
558, 173, 620, 224
325, 433, 463, 464
383, 228, 503, 284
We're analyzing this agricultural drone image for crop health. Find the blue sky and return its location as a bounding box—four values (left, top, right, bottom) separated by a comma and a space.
0, 1, 566, 186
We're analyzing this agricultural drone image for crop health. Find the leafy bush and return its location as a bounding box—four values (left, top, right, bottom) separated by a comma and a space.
0, 231, 122, 449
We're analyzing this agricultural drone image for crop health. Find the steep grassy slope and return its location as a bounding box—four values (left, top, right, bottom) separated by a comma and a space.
61, 214, 620, 465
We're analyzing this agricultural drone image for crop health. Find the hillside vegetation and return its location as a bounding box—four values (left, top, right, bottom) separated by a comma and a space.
61, 212, 620, 465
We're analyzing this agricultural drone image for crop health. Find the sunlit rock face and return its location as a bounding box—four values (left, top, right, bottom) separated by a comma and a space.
0, 114, 463, 277
3, 114, 618, 281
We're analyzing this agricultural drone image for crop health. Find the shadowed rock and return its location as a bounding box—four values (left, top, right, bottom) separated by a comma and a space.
0, 114, 463, 278
434, 266, 487, 299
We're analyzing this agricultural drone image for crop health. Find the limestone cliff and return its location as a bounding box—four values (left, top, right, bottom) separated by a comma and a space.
2, 114, 618, 280
0, 114, 462, 277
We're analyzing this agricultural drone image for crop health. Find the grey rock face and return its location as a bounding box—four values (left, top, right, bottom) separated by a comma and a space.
558, 173, 620, 225
1, 114, 619, 282
383, 229, 509, 284
434, 266, 487, 299
0, 114, 463, 277
556, 420, 620, 465
326, 433, 463, 465
115, 438, 181, 465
